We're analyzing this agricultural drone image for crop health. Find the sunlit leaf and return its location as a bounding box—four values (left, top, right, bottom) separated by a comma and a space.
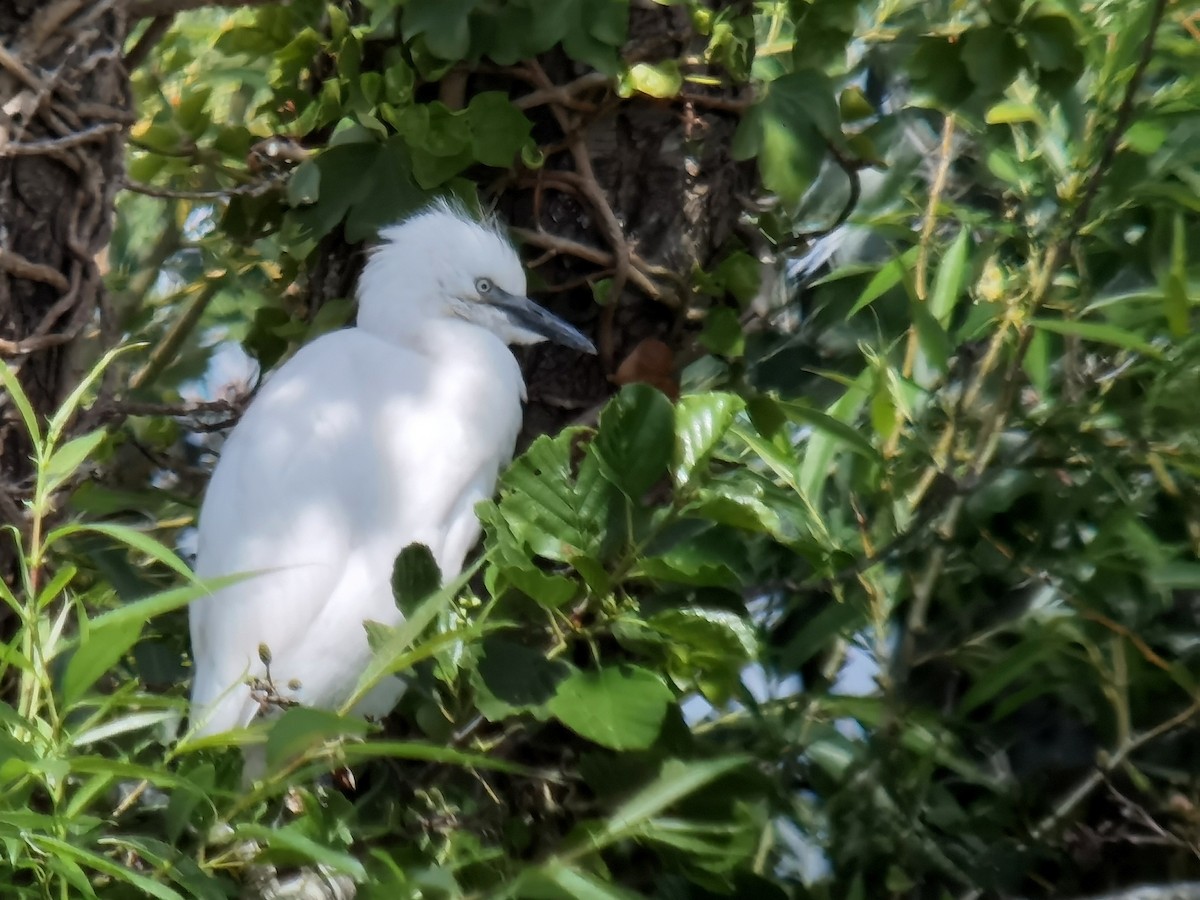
673, 392, 744, 488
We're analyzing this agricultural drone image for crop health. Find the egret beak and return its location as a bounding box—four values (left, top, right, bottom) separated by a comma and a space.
492, 287, 597, 355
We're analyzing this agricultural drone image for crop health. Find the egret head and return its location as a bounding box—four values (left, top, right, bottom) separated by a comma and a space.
357, 201, 595, 354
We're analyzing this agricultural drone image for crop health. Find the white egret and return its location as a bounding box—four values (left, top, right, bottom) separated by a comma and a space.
188, 201, 595, 738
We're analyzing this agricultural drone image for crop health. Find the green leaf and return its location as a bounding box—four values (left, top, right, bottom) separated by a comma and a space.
798, 370, 871, 508
959, 639, 1055, 716
482, 507, 579, 606
1023, 326, 1051, 395
391, 542, 442, 614
594, 384, 675, 499
909, 37, 972, 108
757, 112, 822, 207
83, 573, 249, 635
748, 70, 842, 205
847, 246, 919, 317
45, 522, 196, 581
776, 400, 879, 462
547, 665, 673, 750
337, 740, 531, 774
495, 428, 608, 562
349, 558, 481, 706
929, 227, 971, 327
962, 26, 1023, 97
1148, 562, 1200, 590
521, 862, 644, 900
46, 344, 136, 450
633, 551, 738, 589
690, 468, 809, 544
100, 837, 224, 900
474, 636, 571, 717
985, 101, 1039, 124
673, 392, 745, 488
61, 616, 143, 707
652, 608, 755, 657
401, 0, 480, 59
1024, 15, 1084, 75
596, 756, 748, 844
69, 710, 178, 747
266, 707, 370, 771
1164, 211, 1189, 338
781, 599, 867, 669
1030, 318, 1163, 358
42, 430, 106, 497
0, 359, 42, 449
27, 835, 185, 900
910, 300, 951, 375
649, 608, 757, 701
35, 563, 76, 610
620, 61, 682, 98
561, 0, 628, 73
235, 823, 367, 880
712, 250, 761, 306
286, 159, 321, 206
466, 92, 532, 168
699, 306, 745, 358
289, 137, 425, 246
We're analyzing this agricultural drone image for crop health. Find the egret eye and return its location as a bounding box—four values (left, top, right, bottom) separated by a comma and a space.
475, 277, 493, 295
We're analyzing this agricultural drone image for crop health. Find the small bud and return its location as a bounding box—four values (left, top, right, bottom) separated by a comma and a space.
287, 678, 302, 691
258, 643, 272, 666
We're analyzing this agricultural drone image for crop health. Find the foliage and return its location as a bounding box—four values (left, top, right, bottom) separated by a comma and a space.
3, 0, 1200, 897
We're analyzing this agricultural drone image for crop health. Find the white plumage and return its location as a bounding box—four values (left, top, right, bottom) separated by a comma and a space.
189, 202, 594, 737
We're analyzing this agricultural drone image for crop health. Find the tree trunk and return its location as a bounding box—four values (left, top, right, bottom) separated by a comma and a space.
0, 2, 130, 581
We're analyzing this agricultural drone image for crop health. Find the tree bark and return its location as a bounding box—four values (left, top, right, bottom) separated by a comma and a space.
0, 1, 130, 580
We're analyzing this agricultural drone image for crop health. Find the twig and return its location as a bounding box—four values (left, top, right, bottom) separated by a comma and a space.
515, 72, 609, 111
19, 0, 92, 53
510, 227, 663, 302
129, 279, 221, 390
91, 397, 246, 434
0, 254, 85, 357
678, 91, 753, 113
914, 115, 957, 303
815, 144, 864, 236
1030, 699, 1200, 843
1104, 778, 1196, 855
0, 122, 124, 156
0, 44, 44, 90
119, 172, 286, 200
522, 59, 639, 365
0, 249, 70, 292
0, 332, 74, 356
